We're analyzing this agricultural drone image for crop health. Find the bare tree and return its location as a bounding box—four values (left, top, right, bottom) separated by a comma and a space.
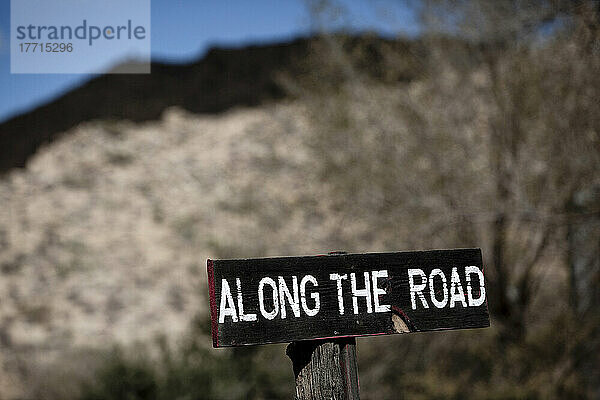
293, 0, 600, 397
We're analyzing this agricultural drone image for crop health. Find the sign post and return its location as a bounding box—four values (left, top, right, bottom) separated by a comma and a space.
287, 337, 359, 400
285, 251, 359, 400
207, 248, 489, 398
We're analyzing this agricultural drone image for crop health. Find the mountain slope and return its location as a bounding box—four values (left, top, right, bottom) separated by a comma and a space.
0, 35, 417, 173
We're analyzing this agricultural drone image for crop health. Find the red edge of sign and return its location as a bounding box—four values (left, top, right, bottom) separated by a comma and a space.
207, 259, 219, 348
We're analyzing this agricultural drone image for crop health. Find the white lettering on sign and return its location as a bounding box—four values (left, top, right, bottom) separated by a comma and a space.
216, 266, 485, 323
351, 272, 373, 314
236, 278, 257, 322
219, 278, 238, 323
466, 266, 486, 306
428, 269, 448, 308
408, 269, 429, 309
450, 267, 467, 308
258, 277, 279, 320
329, 273, 348, 315
278, 276, 301, 319
408, 266, 485, 310
372, 270, 391, 313
300, 274, 320, 316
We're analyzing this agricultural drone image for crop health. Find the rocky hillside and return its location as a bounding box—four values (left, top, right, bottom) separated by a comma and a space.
0, 100, 333, 397
0, 34, 426, 398
0, 35, 417, 173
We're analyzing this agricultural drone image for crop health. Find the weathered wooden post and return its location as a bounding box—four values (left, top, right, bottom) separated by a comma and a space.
207, 248, 489, 398
286, 251, 360, 400
286, 337, 359, 400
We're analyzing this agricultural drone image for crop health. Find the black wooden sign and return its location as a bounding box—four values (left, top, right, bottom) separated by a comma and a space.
207, 248, 489, 347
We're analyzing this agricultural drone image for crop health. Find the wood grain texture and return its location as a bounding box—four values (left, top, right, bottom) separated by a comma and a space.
207, 248, 490, 347
287, 338, 360, 400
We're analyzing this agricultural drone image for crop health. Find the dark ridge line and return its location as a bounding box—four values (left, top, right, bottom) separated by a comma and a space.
0, 35, 418, 174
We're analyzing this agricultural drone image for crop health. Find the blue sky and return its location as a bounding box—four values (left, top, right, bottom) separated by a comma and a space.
0, 0, 418, 123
